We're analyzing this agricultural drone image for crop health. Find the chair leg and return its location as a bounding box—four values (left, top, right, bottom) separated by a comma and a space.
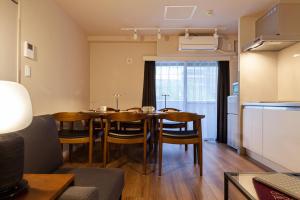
143, 139, 147, 175
198, 141, 203, 176
107, 142, 110, 163
89, 141, 93, 164
103, 139, 107, 167
69, 144, 73, 162
193, 144, 197, 164
159, 140, 163, 176
185, 144, 188, 151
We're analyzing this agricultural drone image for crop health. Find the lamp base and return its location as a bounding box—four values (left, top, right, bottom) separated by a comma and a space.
0, 179, 28, 199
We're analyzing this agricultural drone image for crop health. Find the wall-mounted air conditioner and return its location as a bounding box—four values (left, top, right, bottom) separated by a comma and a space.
178, 36, 219, 51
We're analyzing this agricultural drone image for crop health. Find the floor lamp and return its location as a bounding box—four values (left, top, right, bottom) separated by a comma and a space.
0, 81, 33, 198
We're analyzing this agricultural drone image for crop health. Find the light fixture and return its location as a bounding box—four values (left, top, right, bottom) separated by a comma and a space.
185, 29, 189, 39
213, 28, 219, 38
133, 29, 138, 40
293, 54, 300, 58
205, 10, 214, 16
157, 29, 162, 40
0, 81, 32, 198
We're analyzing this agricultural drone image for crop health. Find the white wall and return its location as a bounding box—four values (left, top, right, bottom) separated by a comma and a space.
240, 52, 278, 104
0, 0, 17, 81
20, 0, 90, 115
278, 42, 300, 101
90, 42, 156, 109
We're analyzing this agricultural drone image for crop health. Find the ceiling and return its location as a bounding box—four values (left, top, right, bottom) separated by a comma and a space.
55, 0, 277, 36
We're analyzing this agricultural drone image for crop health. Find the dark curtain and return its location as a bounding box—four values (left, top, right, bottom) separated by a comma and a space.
142, 61, 156, 108
216, 61, 230, 143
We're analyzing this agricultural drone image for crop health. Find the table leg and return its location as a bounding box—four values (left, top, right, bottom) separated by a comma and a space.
224, 173, 229, 200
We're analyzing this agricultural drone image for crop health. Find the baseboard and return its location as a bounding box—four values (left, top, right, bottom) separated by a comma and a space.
245, 149, 291, 172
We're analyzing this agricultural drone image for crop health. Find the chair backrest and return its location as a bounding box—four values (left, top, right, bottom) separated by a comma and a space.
160, 112, 205, 123
53, 112, 91, 121
126, 107, 142, 112
105, 112, 148, 122
159, 107, 181, 112
53, 112, 91, 130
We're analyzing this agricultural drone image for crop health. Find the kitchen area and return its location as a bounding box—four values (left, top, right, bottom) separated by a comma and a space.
229, 0, 300, 172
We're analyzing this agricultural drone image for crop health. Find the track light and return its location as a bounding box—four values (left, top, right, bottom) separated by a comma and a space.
184, 29, 189, 39
157, 29, 162, 40
213, 28, 219, 38
133, 29, 138, 40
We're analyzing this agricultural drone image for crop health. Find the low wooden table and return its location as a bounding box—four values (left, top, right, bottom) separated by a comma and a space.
17, 174, 74, 200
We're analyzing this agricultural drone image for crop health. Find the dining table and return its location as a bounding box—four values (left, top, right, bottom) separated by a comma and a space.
81, 110, 165, 162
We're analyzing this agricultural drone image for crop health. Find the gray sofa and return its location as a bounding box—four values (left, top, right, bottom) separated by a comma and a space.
15, 115, 124, 200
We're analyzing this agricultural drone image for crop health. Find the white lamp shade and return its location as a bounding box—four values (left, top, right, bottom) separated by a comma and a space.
0, 81, 32, 134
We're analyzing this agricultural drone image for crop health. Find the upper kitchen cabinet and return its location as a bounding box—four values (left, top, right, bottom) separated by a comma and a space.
243, 1, 300, 52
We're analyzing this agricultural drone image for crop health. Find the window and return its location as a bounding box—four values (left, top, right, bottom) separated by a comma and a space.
156, 61, 218, 140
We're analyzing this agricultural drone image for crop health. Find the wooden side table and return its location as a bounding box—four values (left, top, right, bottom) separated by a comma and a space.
17, 174, 74, 200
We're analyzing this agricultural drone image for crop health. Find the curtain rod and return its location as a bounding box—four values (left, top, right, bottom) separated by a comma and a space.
11, 0, 18, 4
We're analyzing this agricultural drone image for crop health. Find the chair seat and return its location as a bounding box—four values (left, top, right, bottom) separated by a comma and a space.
108, 129, 148, 139
59, 130, 103, 138
162, 129, 198, 139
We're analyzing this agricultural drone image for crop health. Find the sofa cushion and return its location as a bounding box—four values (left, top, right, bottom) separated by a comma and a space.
16, 115, 63, 173
58, 186, 99, 200
55, 168, 124, 200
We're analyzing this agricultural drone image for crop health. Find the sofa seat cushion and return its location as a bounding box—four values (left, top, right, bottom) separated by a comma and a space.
55, 168, 124, 200
58, 186, 99, 200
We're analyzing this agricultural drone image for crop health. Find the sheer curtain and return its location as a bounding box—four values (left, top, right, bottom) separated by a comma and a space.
156, 61, 218, 140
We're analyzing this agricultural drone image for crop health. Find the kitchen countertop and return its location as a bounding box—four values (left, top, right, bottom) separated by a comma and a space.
243, 101, 300, 107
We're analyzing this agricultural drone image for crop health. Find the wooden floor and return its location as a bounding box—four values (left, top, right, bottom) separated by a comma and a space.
64, 141, 265, 200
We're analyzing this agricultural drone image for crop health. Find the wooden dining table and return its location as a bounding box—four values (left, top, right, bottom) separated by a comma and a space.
81, 110, 165, 161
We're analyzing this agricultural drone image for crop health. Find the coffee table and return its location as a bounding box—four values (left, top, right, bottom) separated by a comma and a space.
224, 172, 300, 200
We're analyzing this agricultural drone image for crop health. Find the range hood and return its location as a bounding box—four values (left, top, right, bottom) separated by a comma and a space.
243, 1, 300, 52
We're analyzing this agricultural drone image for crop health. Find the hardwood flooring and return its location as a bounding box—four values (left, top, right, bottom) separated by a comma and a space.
63, 141, 265, 200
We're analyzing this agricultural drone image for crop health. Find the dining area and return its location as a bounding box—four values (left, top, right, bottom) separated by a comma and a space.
52, 107, 205, 176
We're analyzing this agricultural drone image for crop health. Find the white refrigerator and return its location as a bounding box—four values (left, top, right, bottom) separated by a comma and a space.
227, 95, 240, 150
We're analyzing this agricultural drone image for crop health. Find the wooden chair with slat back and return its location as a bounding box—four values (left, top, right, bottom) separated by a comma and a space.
158, 112, 205, 176
53, 112, 94, 164
103, 112, 150, 174
158, 108, 189, 151
121, 107, 143, 131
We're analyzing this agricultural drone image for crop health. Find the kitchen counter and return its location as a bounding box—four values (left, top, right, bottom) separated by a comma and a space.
243, 101, 300, 107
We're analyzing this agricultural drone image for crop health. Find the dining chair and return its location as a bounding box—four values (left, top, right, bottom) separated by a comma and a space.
159, 108, 188, 151
53, 112, 94, 164
158, 112, 205, 176
121, 107, 143, 131
103, 112, 150, 174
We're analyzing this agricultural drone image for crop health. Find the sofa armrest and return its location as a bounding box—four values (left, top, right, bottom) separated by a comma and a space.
58, 186, 99, 200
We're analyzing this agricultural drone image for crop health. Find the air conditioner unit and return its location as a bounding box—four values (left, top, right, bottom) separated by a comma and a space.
178, 36, 219, 51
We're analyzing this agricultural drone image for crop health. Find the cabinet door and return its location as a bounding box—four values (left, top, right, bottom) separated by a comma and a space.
263, 108, 300, 172
243, 107, 263, 155
243, 108, 252, 149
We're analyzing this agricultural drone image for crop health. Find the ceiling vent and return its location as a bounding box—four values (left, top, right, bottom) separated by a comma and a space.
164, 6, 197, 20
